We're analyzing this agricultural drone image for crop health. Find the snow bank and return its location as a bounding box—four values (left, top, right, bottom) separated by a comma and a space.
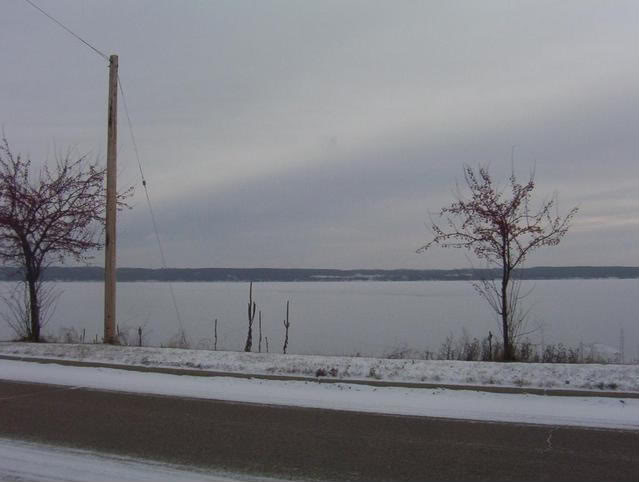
1, 342, 637, 392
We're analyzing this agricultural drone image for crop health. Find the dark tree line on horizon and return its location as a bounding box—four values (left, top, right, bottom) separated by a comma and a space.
0, 265, 635, 283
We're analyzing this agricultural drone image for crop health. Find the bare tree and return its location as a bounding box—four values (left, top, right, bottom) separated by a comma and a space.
0, 137, 131, 341
418, 165, 577, 360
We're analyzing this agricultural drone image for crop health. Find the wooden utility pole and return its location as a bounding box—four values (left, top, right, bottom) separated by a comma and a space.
104, 54, 118, 344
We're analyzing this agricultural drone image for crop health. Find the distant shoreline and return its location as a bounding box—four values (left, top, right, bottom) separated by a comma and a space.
0, 266, 636, 283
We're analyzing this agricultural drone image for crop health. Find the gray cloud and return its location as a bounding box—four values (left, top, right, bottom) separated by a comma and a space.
2, 1, 637, 268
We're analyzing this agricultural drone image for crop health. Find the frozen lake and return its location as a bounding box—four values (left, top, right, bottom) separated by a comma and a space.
1, 279, 637, 359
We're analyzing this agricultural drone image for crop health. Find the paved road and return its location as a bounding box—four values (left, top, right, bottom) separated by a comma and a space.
1, 380, 637, 481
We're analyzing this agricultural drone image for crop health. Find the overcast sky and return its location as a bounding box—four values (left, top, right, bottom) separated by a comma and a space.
2, 1, 637, 269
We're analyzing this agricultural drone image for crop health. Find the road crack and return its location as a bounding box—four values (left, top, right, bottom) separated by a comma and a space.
544, 427, 559, 453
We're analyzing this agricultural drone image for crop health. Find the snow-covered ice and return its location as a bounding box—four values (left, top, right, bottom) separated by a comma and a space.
1, 342, 637, 392
0, 438, 280, 482
1, 359, 637, 430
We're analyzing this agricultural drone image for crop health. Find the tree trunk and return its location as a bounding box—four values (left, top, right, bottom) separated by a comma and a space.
26, 275, 40, 342
244, 324, 252, 352
501, 268, 512, 361
500, 232, 513, 361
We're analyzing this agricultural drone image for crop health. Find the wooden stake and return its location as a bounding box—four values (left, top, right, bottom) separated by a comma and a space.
104, 54, 118, 344
282, 300, 290, 354
258, 311, 262, 353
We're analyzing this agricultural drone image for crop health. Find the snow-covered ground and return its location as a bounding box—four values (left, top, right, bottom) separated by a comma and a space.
0, 438, 280, 482
2, 359, 638, 430
1, 342, 637, 392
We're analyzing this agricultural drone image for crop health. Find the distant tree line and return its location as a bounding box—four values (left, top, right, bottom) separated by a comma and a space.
0, 265, 635, 283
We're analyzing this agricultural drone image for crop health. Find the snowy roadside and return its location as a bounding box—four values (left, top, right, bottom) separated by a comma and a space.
2, 359, 638, 430
1, 342, 637, 393
0, 438, 281, 482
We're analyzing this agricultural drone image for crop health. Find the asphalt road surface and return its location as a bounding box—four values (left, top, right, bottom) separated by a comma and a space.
1, 380, 637, 481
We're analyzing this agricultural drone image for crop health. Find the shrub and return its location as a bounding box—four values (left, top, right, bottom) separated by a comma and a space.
556, 343, 568, 363
385, 343, 413, 359
543, 344, 556, 363
480, 336, 492, 361
516, 339, 533, 362
165, 330, 190, 349
438, 334, 456, 360
465, 338, 481, 361
568, 347, 580, 364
